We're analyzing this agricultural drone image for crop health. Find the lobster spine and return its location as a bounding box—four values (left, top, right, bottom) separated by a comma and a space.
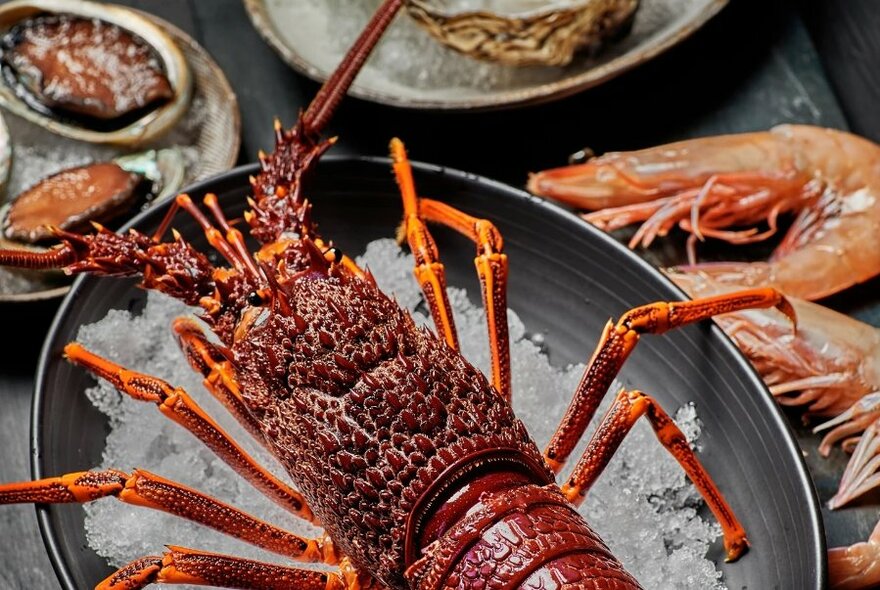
407, 483, 641, 590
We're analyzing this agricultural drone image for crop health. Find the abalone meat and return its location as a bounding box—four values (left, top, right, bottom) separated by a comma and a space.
0, 0, 191, 145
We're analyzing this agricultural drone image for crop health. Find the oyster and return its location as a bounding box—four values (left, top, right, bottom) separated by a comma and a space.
407, 0, 640, 66
3, 147, 184, 243
1, 14, 175, 124
0, 0, 191, 146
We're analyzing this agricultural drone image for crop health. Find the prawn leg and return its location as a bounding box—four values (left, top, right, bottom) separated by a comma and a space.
562, 389, 748, 562
544, 288, 795, 471
392, 138, 511, 400
814, 392, 880, 457
829, 418, 880, 509
63, 343, 314, 522
0, 470, 335, 563
98, 547, 361, 590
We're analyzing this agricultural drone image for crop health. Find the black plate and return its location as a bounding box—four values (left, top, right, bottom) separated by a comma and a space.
32, 157, 825, 589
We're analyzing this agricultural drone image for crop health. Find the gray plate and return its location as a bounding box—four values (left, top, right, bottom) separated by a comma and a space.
33, 158, 823, 588
243, 0, 727, 110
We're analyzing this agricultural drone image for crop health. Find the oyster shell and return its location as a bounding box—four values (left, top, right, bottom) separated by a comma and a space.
407, 0, 640, 66
3, 147, 184, 243
0, 0, 191, 145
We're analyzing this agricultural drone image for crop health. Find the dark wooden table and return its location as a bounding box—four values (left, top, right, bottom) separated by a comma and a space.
1, 0, 878, 587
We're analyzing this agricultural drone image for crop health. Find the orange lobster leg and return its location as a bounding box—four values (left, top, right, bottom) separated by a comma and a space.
177, 194, 264, 286
544, 289, 795, 472
391, 138, 459, 351
391, 138, 511, 400
64, 342, 314, 522
98, 546, 354, 590
172, 318, 265, 444
561, 389, 748, 562
0, 469, 335, 562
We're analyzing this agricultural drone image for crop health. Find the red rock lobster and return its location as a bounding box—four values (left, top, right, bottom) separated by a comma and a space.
0, 1, 795, 588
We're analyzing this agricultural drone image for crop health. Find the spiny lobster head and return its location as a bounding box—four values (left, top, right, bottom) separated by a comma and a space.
196, 116, 338, 346
219, 235, 345, 346
244, 117, 334, 245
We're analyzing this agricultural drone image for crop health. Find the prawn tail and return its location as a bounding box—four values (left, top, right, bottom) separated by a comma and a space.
828, 520, 880, 590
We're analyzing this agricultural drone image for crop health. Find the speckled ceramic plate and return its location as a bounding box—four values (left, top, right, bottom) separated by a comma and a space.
243, 0, 727, 110
0, 8, 241, 303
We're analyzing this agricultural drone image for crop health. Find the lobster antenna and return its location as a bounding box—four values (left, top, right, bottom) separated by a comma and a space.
0, 245, 75, 269
301, 0, 405, 135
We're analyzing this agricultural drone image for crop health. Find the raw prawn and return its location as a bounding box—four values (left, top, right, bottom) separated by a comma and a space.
671, 269, 880, 587
672, 271, 880, 502
528, 125, 880, 300
830, 520, 880, 590
666, 270, 880, 420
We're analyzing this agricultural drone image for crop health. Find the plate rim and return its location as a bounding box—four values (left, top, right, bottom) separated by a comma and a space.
31, 156, 826, 589
242, 0, 729, 110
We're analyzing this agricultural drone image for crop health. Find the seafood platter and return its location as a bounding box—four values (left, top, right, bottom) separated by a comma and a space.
0, 0, 877, 589
0, 0, 239, 302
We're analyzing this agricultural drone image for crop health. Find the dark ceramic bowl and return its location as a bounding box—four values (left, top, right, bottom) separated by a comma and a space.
32, 158, 824, 588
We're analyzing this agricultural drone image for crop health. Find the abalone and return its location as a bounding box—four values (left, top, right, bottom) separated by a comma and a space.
3, 147, 185, 243
0, 0, 191, 146
1, 14, 175, 124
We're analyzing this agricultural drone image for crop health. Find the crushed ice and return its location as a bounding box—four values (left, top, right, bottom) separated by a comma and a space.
77, 238, 725, 589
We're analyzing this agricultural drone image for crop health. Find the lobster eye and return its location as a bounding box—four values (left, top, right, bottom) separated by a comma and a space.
247, 291, 264, 306
324, 247, 343, 263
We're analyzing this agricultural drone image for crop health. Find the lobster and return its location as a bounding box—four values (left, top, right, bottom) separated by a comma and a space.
0, 1, 796, 588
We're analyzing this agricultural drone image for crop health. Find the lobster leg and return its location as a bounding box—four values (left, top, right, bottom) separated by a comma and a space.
544, 289, 795, 472
64, 342, 314, 522
172, 317, 266, 445
391, 139, 459, 351
561, 388, 748, 562
0, 469, 335, 562
97, 546, 357, 590
176, 194, 264, 286
391, 138, 511, 400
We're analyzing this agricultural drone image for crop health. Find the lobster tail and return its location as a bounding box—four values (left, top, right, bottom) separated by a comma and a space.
406, 484, 641, 590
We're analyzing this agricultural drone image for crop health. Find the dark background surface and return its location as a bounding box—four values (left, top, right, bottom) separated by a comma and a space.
0, 0, 878, 587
